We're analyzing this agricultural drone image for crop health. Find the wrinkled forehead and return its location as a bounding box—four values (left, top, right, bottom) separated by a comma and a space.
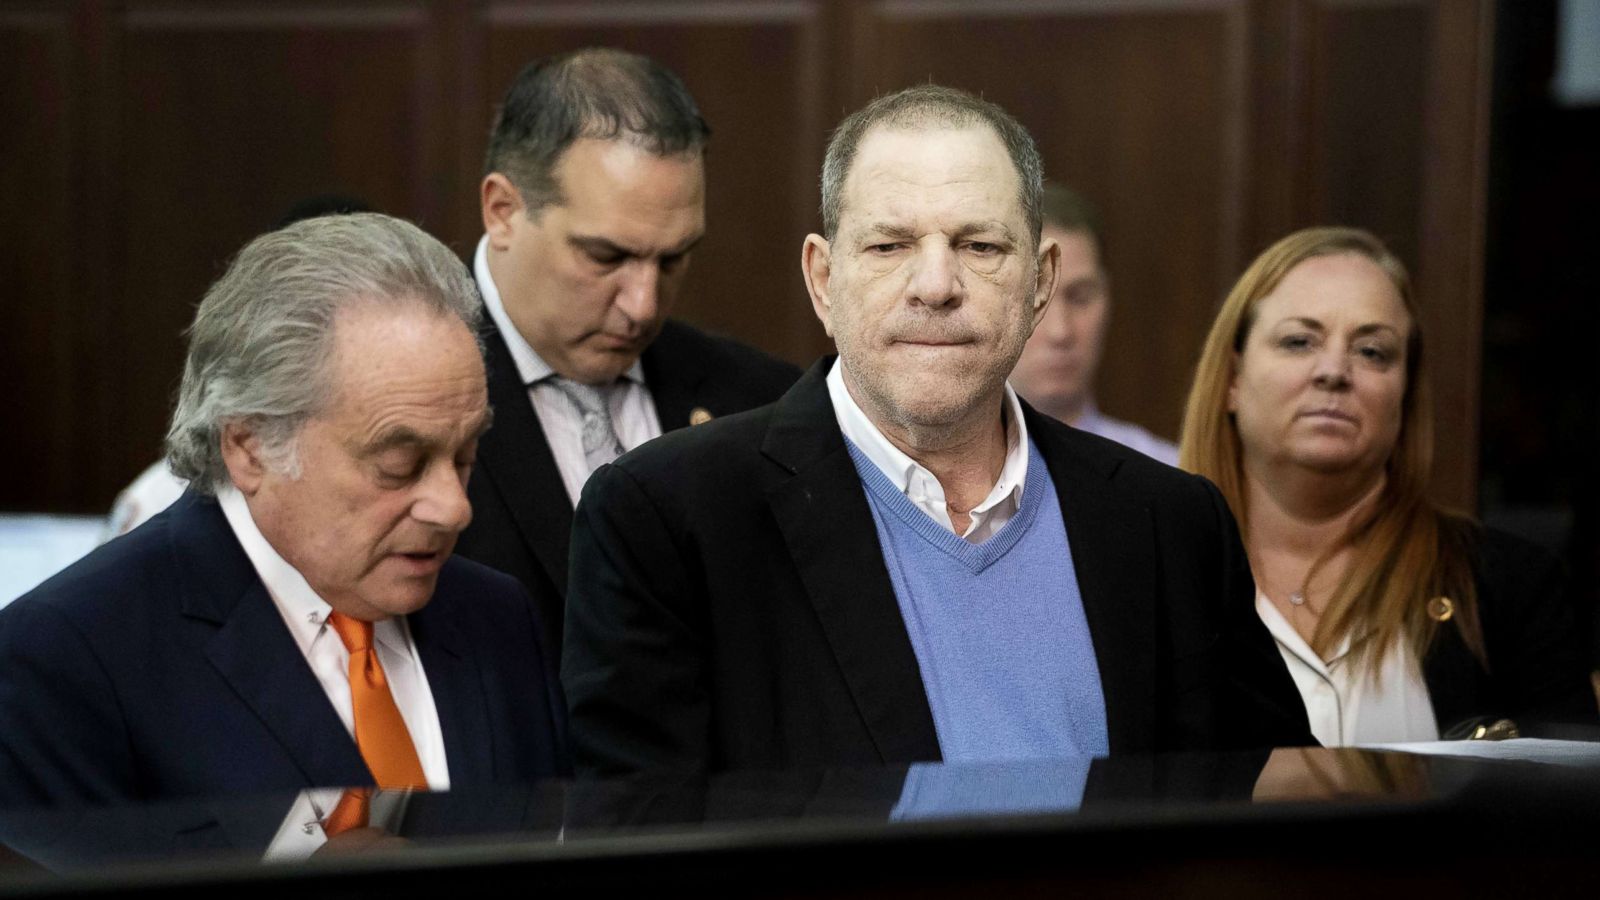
839, 123, 1026, 229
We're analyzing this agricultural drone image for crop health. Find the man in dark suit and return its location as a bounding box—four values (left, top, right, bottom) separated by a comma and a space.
0, 214, 566, 807
563, 86, 1314, 776
455, 48, 800, 655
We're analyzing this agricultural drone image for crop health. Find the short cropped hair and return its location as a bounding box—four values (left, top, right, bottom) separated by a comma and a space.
166, 213, 483, 493
1041, 182, 1104, 253
484, 47, 710, 213
819, 85, 1043, 245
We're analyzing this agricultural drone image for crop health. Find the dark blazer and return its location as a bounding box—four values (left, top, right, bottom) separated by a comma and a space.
455, 316, 801, 656
0, 492, 568, 808
563, 360, 1315, 776
1424, 526, 1598, 736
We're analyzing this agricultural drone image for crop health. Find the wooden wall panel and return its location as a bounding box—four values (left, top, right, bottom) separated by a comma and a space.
109, 1, 446, 497
474, 1, 832, 366
0, 0, 1495, 512
1414, 0, 1493, 508
1303, 1, 1430, 274
849, 0, 1247, 441
0, 8, 88, 510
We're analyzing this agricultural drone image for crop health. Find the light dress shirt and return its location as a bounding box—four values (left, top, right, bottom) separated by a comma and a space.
475, 236, 663, 506
1075, 403, 1180, 468
826, 358, 1028, 544
217, 487, 451, 789
263, 788, 411, 861
1256, 593, 1439, 746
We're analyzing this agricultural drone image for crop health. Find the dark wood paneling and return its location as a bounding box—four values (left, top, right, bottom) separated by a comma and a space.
1413, 0, 1493, 509
109, 1, 448, 502
850, 0, 1247, 441
0, 0, 1496, 512
0, 8, 84, 510
1303, 0, 1430, 270
477, 1, 831, 367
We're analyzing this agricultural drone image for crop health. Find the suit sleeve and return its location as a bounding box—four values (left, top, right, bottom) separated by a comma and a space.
562, 462, 710, 777
1201, 478, 1318, 748
0, 601, 138, 807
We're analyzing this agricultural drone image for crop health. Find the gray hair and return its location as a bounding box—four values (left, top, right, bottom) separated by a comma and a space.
166, 212, 483, 493
819, 85, 1044, 246
484, 47, 710, 214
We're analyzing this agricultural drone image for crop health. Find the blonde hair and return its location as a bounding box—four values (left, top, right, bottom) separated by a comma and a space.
1179, 227, 1482, 672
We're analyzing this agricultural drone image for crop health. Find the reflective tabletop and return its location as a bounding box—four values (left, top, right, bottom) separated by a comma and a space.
4, 745, 1600, 898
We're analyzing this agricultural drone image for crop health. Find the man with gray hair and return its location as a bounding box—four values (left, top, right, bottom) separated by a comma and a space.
563, 85, 1311, 775
458, 48, 799, 657
0, 213, 566, 807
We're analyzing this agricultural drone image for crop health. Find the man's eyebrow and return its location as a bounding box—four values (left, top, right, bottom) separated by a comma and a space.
953, 221, 1018, 243
362, 426, 429, 456
361, 408, 493, 456
855, 222, 1019, 243
858, 223, 918, 241
569, 233, 704, 259
569, 235, 631, 259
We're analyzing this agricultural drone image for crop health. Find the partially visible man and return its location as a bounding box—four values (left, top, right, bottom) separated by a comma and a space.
563, 85, 1312, 776
1008, 183, 1179, 465
456, 48, 800, 655
0, 214, 566, 807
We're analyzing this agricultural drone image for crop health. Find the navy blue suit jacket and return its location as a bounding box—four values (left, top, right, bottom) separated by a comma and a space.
0, 492, 567, 807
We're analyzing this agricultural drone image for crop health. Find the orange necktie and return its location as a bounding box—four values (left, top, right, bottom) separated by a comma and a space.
327, 612, 428, 790
322, 788, 371, 837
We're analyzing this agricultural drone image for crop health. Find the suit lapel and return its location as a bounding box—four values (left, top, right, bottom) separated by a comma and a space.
1028, 410, 1159, 754
409, 595, 495, 785
171, 496, 371, 787
477, 319, 575, 595
762, 361, 941, 763
640, 321, 709, 432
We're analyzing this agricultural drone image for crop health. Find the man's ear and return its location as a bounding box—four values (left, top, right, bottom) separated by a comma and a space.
219, 421, 268, 496
1030, 235, 1061, 328
801, 234, 836, 338
481, 174, 526, 251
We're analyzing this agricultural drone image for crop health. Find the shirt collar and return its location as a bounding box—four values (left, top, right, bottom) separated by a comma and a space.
217, 486, 411, 658
825, 358, 1029, 515
474, 236, 644, 388
1255, 592, 1355, 672
218, 485, 333, 659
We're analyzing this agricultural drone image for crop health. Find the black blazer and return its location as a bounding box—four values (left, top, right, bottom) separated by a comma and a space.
455, 317, 801, 656
563, 360, 1315, 776
0, 493, 568, 807
1423, 526, 1597, 735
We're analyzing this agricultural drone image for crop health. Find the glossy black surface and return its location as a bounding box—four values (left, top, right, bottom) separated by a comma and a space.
2, 747, 1599, 898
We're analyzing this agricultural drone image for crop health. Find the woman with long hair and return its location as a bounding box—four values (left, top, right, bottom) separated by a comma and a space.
1181, 226, 1594, 744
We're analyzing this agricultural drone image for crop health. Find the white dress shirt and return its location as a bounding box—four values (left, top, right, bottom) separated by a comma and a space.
825, 358, 1029, 544
1256, 594, 1440, 747
263, 788, 412, 861
218, 487, 451, 789
475, 236, 663, 506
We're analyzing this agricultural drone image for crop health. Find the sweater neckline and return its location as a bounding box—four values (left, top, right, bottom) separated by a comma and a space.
846, 438, 1052, 574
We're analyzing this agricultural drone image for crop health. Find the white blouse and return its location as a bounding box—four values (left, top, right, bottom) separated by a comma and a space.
1257, 594, 1440, 747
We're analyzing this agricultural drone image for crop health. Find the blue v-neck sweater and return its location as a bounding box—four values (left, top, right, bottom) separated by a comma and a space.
846, 438, 1109, 762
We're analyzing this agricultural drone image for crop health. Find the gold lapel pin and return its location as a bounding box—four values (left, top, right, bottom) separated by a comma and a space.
689, 407, 714, 426
1427, 596, 1454, 622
